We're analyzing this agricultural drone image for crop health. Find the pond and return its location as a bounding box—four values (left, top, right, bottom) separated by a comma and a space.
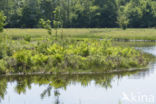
0, 42, 156, 104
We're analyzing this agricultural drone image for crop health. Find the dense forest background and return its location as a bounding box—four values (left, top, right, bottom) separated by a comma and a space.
0, 0, 156, 28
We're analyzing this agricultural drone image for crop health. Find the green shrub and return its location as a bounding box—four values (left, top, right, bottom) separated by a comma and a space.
12, 50, 50, 72
0, 42, 13, 59
31, 54, 48, 65
0, 39, 152, 74
24, 35, 31, 42
47, 43, 64, 55
39, 18, 52, 36
0, 11, 6, 32
13, 50, 33, 72
0, 60, 6, 74
36, 40, 52, 54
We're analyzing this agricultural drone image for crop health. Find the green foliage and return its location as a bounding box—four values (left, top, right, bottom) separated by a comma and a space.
0, 28, 154, 74
12, 50, 49, 72
31, 54, 48, 65
117, 6, 129, 30
1, 0, 156, 28
13, 50, 33, 72
116, 0, 156, 28
117, 15, 129, 30
0, 60, 6, 74
4, 39, 150, 73
36, 40, 52, 54
47, 43, 64, 55
39, 18, 52, 35
53, 7, 63, 39
24, 35, 31, 42
0, 36, 13, 59
0, 11, 6, 32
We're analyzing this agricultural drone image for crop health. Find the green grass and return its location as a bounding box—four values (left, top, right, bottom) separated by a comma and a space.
0, 28, 155, 75
112, 41, 156, 47
2, 28, 156, 41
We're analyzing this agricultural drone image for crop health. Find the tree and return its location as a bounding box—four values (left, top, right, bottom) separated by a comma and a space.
0, 11, 6, 32
0, 0, 156, 28
139, 0, 155, 27
122, 0, 142, 28
117, 14, 129, 29
20, 0, 41, 28
53, 7, 63, 39
40, 0, 56, 20
39, 18, 52, 36
117, 6, 129, 29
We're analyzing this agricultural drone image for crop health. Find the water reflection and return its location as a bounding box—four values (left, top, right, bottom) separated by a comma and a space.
0, 69, 153, 104
128, 63, 155, 79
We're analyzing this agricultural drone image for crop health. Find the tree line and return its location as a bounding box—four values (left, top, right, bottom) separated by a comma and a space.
0, 0, 156, 28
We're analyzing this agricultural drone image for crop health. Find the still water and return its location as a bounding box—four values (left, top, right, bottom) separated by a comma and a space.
0, 42, 156, 104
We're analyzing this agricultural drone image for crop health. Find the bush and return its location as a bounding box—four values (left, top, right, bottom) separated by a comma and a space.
31, 54, 48, 65
0, 42, 13, 59
36, 40, 52, 54
13, 50, 33, 72
24, 35, 31, 42
0, 11, 6, 32
117, 13, 129, 30
0, 39, 152, 74
12, 50, 49, 72
0, 60, 6, 74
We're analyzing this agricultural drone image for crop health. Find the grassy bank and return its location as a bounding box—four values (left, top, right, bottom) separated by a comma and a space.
0, 30, 153, 74
2, 28, 156, 41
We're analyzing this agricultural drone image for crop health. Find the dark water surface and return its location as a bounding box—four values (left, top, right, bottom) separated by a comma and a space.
0, 42, 156, 104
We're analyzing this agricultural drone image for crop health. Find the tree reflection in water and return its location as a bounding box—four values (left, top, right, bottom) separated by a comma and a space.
0, 78, 7, 102
0, 70, 147, 103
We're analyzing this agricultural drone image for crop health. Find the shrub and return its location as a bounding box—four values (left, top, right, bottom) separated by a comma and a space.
0, 11, 6, 32
24, 35, 31, 42
13, 50, 33, 72
117, 8, 129, 30
39, 18, 52, 36
0, 60, 6, 74
36, 40, 52, 54
47, 43, 64, 55
0, 42, 13, 59
31, 54, 48, 65
0, 39, 152, 74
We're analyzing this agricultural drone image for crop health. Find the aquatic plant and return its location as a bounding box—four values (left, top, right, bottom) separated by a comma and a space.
1, 39, 151, 74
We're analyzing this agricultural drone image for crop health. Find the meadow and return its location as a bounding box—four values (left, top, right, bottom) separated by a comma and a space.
0, 28, 155, 75
2, 28, 156, 41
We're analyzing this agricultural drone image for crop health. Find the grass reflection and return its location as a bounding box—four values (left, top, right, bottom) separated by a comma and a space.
0, 70, 148, 102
